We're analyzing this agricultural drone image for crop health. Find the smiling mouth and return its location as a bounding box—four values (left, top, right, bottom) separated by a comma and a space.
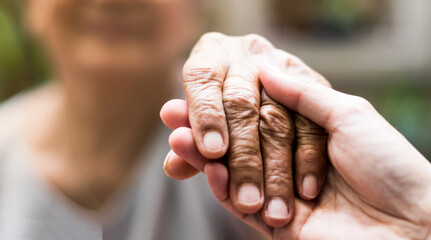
76, 2, 156, 43
84, 20, 150, 42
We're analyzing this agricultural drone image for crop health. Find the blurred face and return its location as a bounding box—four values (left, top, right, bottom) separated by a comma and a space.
27, 0, 199, 78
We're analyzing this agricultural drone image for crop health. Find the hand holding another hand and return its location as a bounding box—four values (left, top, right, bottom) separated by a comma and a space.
164, 65, 431, 239
161, 33, 330, 227
161, 33, 431, 239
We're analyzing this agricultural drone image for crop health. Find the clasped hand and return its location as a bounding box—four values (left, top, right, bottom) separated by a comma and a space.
161, 32, 329, 227
160, 33, 431, 239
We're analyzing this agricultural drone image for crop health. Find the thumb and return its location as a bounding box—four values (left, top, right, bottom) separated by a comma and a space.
260, 64, 431, 223
259, 64, 368, 132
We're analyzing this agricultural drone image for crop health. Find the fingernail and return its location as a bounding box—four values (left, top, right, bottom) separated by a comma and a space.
163, 150, 173, 176
267, 198, 289, 219
302, 174, 318, 199
203, 130, 224, 153
237, 184, 261, 206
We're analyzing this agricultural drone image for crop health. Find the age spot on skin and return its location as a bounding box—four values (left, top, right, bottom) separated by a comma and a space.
243, 34, 273, 56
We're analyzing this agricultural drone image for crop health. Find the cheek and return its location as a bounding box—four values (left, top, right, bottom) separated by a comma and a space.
31, 0, 77, 37
36, 1, 82, 58
28, 1, 55, 37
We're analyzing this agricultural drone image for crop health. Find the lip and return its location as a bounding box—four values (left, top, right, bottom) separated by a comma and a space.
75, 3, 156, 43
84, 19, 149, 41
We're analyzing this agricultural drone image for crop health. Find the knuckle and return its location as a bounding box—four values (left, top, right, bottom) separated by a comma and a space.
229, 152, 262, 172
183, 66, 225, 86
283, 53, 303, 68
192, 32, 225, 54
228, 125, 260, 148
350, 96, 373, 111
190, 98, 225, 120
272, 49, 300, 67
259, 105, 294, 141
223, 90, 260, 120
317, 76, 332, 87
296, 134, 327, 149
296, 147, 325, 165
335, 96, 374, 118
244, 34, 271, 46
278, 51, 332, 88
266, 168, 292, 189
295, 114, 327, 139
327, 95, 375, 133
309, 70, 332, 87
200, 32, 226, 42
242, 34, 273, 55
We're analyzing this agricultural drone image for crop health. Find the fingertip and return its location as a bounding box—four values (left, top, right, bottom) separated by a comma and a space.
168, 127, 194, 152
262, 198, 293, 228
297, 171, 326, 201
160, 99, 190, 129
169, 127, 209, 171
163, 150, 174, 174
301, 174, 318, 200
263, 217, 291, 229
295, 146, 327, 201
163, 150, 200, 180
200, 130, 228, 159
233, 184, 264, 214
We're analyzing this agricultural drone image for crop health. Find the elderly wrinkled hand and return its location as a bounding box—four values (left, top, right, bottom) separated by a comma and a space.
160, 33, 330, 227
163, 63, 431, 240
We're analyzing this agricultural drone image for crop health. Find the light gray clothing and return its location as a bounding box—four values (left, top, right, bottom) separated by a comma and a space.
0, 94, 262, 240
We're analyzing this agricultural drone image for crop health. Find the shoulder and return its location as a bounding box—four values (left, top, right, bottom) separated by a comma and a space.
0, 93, 30, 147
0, 84, 53, 153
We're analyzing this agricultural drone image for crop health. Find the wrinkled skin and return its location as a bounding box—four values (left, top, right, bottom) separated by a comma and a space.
164, 65, 431, 239
161, 33, 330, 227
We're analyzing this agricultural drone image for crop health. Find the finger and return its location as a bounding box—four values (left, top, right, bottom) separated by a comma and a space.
163, 150, 199, 180
160, 99, 190, 129
259, 89, 295, 228
294, 114, 327, 200
169, 127, 211, 171
260, 63, 431, 223
204, 162, 273, 238
259, 64, 358, 132
183, 33, 230, 159
223, 63, 264, 214
204, 162, 229, 202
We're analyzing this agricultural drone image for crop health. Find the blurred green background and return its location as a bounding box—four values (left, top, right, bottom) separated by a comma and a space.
1, 0, 430, 159
0, 1, 48, 100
